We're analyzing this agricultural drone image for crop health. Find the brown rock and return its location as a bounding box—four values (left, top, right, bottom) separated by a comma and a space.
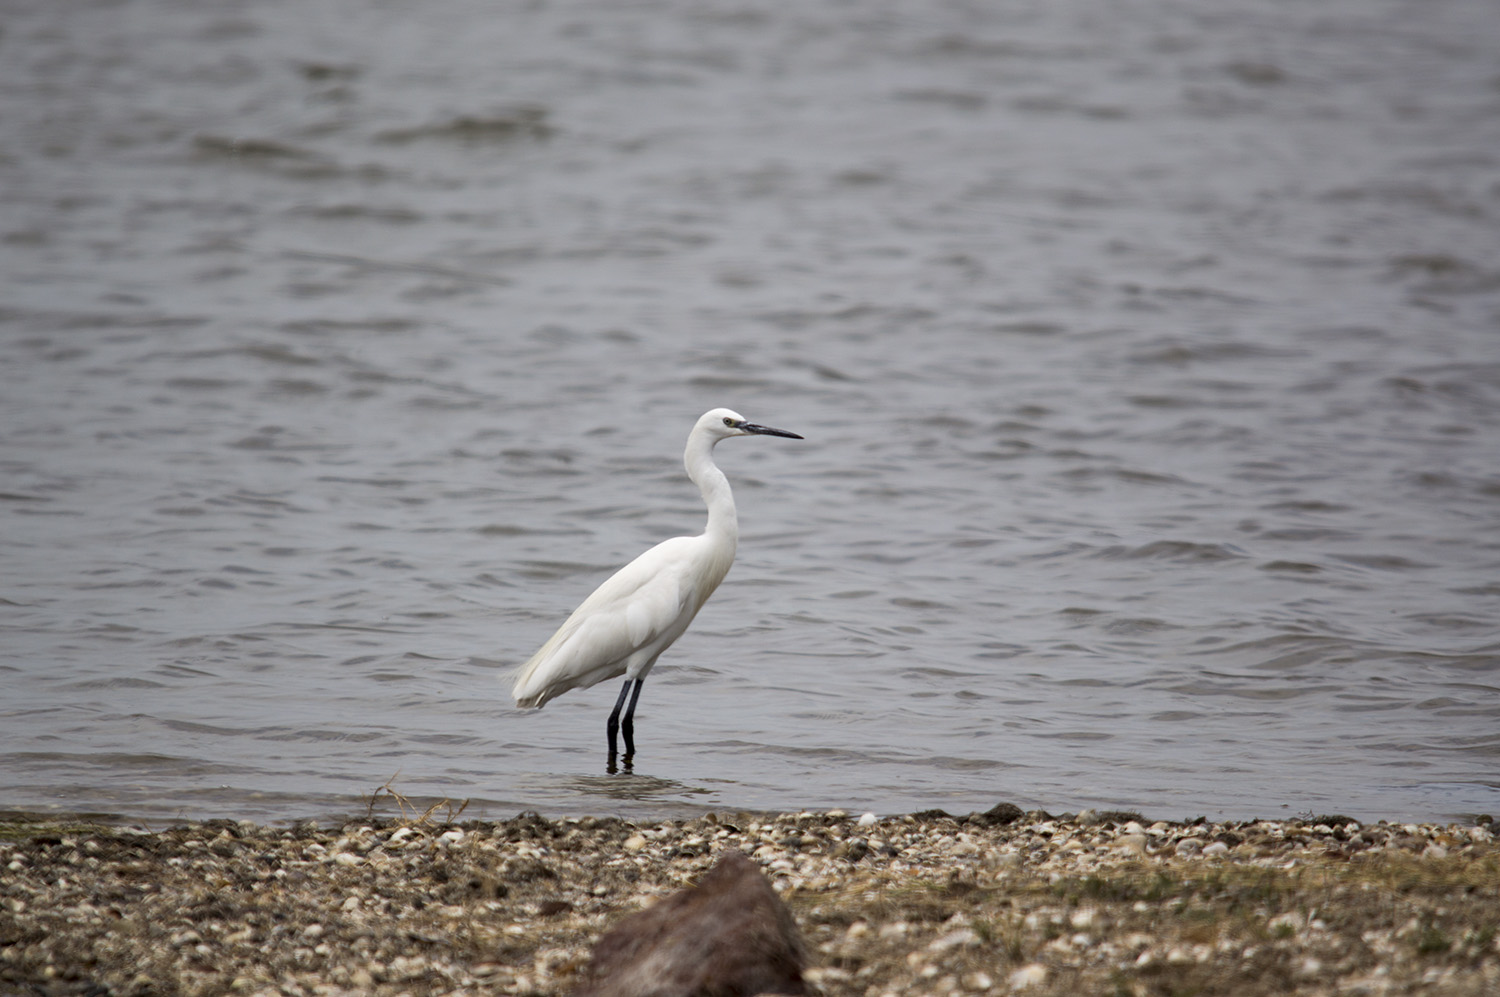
970, 801, 1025, 826
572, 850, 807, 997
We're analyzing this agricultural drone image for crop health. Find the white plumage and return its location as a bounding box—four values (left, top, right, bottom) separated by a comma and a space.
510, 407, 802, 768
510, 534, 729, 709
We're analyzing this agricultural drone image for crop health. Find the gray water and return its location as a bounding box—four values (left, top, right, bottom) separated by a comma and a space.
3, 0, 1498, 827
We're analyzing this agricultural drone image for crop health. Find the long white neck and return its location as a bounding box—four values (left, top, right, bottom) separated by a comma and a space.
685, 430, 738, 552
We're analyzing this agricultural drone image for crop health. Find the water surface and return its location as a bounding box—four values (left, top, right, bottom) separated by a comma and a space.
2, 0, 1498, 825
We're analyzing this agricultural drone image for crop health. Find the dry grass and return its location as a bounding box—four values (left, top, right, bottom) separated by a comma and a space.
364, 771, 471, 829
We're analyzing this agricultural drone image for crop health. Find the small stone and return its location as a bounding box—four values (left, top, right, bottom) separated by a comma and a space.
1008, 963, 1047, 989
836, 838, 869, 861
804, 967, 851, 986
471, 962, 510, 979
963, 970, 994, 990
1269, 913, 1299, 934
927, 927, 979, 953
857, 812, 878, 827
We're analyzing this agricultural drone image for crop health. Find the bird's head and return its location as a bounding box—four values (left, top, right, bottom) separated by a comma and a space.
699, 407, 803, 441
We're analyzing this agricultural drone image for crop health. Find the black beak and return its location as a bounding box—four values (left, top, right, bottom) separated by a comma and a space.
742, 422, 803, 440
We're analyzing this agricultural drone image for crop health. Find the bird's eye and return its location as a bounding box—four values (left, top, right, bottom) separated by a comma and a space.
723, 417, 736, 427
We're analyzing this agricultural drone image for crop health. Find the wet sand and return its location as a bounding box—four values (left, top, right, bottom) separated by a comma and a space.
3, 806, 1496, 996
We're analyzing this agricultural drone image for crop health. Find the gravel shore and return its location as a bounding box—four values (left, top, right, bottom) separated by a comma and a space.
3, 805, 1496, 996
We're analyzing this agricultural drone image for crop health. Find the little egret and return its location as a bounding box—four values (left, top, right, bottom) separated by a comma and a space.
510, 407, 803, 770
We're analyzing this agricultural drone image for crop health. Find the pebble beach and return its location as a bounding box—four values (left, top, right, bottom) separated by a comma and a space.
3, 805, 1497, 996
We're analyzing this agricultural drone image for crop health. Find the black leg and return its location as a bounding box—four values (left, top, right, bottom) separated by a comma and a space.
620, 678, 645, 766
606, 678, 632, 772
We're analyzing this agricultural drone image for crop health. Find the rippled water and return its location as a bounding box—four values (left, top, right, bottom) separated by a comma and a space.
3, 0, 1498, 825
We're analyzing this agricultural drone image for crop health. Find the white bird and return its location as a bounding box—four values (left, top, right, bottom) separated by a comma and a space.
511, 407, 803, 769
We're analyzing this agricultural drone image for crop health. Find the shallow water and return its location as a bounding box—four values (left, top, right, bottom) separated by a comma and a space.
3, 0, 1498, 826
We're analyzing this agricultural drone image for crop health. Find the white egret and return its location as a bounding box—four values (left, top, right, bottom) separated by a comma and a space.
511, 407, 803, 770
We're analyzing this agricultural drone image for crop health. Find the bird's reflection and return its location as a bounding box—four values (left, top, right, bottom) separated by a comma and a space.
566, 769, 714, 803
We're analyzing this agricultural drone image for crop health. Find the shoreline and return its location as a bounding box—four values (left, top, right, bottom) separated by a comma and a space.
3, 805, 1497, 995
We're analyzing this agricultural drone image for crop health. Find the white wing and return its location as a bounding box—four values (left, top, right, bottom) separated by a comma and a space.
511, 535, 727, 708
